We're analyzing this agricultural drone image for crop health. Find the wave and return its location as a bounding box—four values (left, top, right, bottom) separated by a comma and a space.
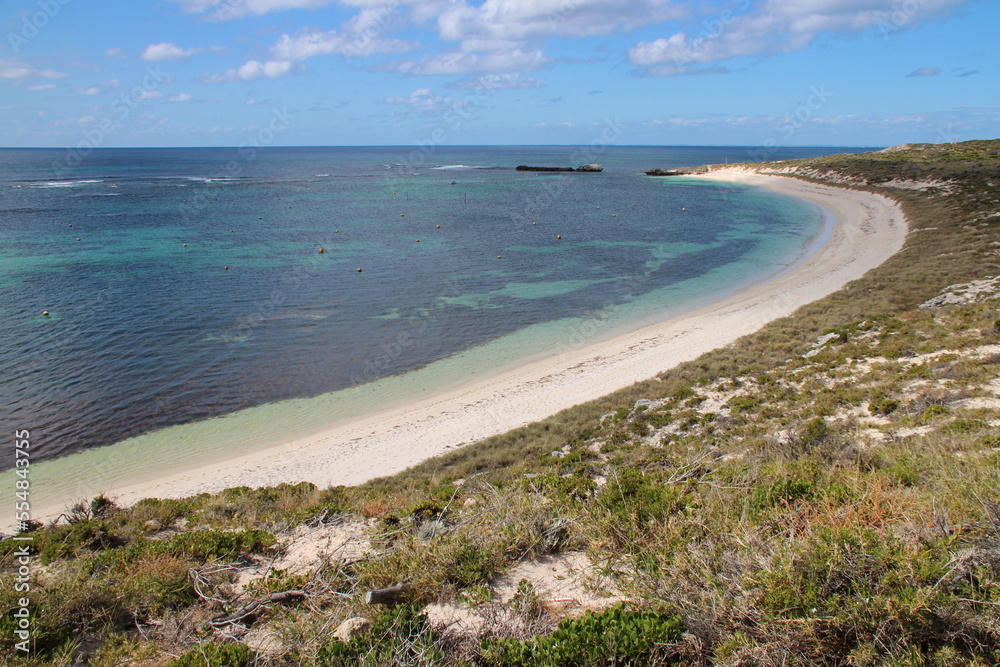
28, 179, 103, 188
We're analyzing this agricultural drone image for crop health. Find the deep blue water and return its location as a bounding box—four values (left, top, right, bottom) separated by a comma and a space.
0, 145, 870, 467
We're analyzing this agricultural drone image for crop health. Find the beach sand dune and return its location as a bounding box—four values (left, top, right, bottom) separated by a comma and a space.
17, 170, 907, 528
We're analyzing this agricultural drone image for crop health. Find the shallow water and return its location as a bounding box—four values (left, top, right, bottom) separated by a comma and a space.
0, 145, 862, 470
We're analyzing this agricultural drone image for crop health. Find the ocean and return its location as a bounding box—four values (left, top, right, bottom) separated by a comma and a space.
0, 145, 867, 474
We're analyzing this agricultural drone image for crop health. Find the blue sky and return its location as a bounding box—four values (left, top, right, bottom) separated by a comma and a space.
1, 0, 996, 147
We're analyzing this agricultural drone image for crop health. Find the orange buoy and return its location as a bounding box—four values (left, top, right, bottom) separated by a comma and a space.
335, 230, 339, 233
183, 243, 187, 247
682, 207, 686, 211
224, 266, 229, 270
319, 247, 324, 253
259, 216, 262, 219
612, 214, 616, 217
230, 229, 234, 232
76, 237, 80, 241
400, 214, 404, 217
357, 268, 363, 272
497, 255, 502, 259
533, 222, 536, 225
68, 224, 72, 227
436, 225, 440, 228
42, 310, 49, 316
557, 234, 562, 239
416, 239, 420, 243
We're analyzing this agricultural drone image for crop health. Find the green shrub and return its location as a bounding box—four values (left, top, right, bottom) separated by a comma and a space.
727, 395, 761, 415
797, 418, 831, 450
164, 641, 257, 667
317, 605, 440, 666
597, 469, 687, 526
750, 478, 814, 512
483, 604, 683, 666
36, 520, 123, 564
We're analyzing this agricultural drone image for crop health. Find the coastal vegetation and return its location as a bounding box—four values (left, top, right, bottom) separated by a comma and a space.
3, 139, 1000, 665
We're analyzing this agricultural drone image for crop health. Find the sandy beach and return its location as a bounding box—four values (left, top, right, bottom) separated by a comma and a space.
20, 170, 907, 527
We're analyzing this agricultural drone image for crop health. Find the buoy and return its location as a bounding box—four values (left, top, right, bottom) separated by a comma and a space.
335, 230, 339, 233
393, 192, 396, 194
259, 216, 262, 219
497, 255, 501, 259
557, 234, 562, 239
68, 224, 72, 227
357, 268, 363, 272
400, 214, 404, 217
612, 214, 616, 217
632, 203, 636, 206
183, 243, 187, 247
42, 310, 49, 316
416, 239, 420, 243
230, 229, 234, 233
224, 266, 229, 270
597, 206, 600, 209
682, 207, 686, 211
76, 237, 80, 241
436, 225, 440, 228
533, 222, 536, 225
319, 247, 324, 253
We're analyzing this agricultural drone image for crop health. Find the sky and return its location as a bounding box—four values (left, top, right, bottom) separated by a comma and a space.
0, 0, 997, 148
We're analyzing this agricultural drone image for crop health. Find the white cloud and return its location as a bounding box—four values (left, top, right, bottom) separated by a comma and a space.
77, 116, 97, 124
104, 48, 127, 59
141, 42, 223, 61
269, 27, 417, 61
383, 49, 550, 75
384, 87, 457, 114
27, 83, 56, 91
167, 93, 193, 102
103, 78, 121, 87
201, 59, 299, 82
629, 0, 973, 74
449, 73, 546, 90
165, 0, 338, 20
137, 90, 164, 101
75, 86, 101, 96
0, 60, 66, 80
907, 66, 941, 77
435, 0, 687, 51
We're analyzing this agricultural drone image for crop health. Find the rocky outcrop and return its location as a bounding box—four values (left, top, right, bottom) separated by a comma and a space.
515, 164, 603, 172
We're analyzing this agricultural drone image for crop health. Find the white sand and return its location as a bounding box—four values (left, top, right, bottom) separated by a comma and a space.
19, 171, 907, 527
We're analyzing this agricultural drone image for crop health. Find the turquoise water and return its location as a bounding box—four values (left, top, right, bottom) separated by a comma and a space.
0, 146, 854, 487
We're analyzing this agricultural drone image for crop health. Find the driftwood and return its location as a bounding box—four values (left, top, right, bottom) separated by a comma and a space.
365, 584, 407, 606
210, 590, 306, 627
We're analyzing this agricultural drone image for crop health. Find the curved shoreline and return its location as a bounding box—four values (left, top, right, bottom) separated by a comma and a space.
11, 171, 908, 529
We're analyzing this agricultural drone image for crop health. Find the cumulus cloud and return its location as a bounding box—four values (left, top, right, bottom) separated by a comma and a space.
167, 93, 193, 102
448, 72, 546, 90
269, 27, 417, 61
104, 48, 127, 59
381, 49, 550, 75
27, 83, 56, 91
907, 66, 941, 77
384, 87, 457, 114
165, 0, 338, 21
141, 42, 224, 61
629, 0, 973, 75
75, 86, 101, 96
200, 59, 299, 83
435, 0, 686, 52
0, 60, 65, 80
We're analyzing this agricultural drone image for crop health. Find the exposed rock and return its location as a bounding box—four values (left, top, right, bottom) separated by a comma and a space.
577, 163, 603, 172
334, 617, 371, 644
516, 165, 575, 172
